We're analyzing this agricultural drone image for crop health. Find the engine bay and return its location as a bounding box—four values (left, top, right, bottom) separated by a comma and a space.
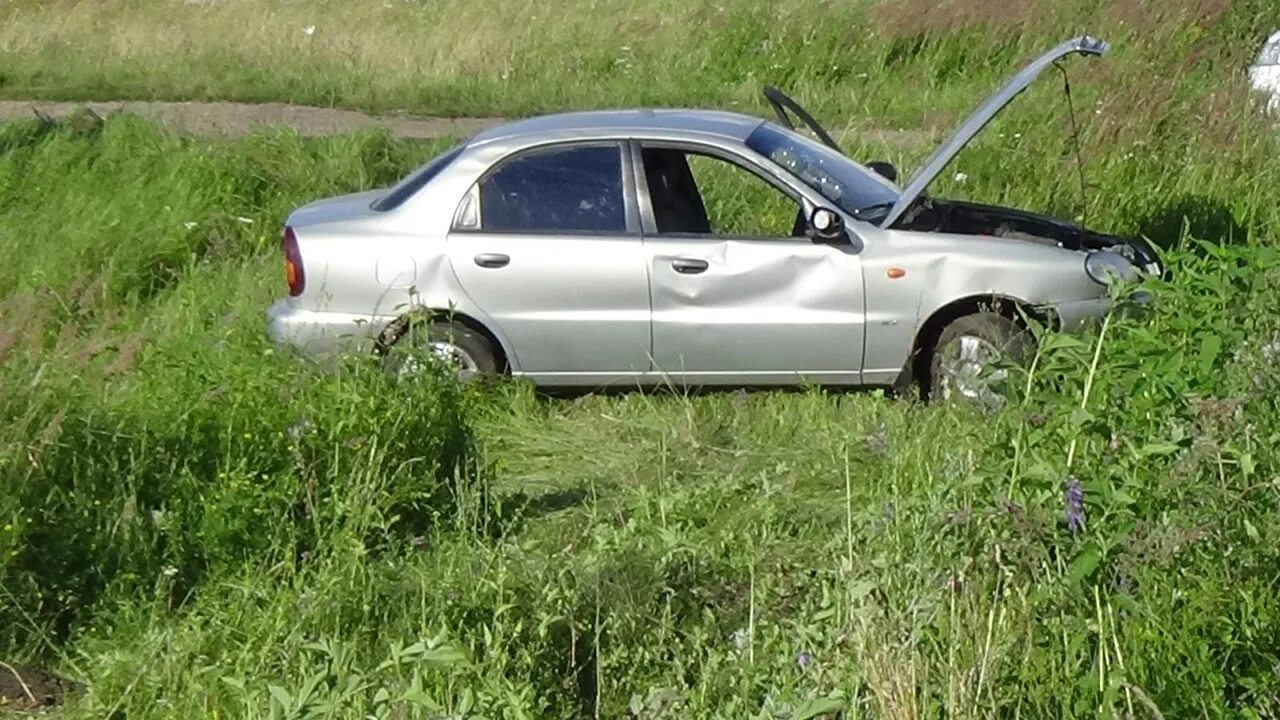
894, 196, 1160, 269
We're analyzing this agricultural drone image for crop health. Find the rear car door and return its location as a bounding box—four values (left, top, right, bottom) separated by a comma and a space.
447, 142, 651, 381
636, 142, 866, 384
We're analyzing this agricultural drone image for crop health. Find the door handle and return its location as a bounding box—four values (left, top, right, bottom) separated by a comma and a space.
474, 253, 510, 269
671, 258, 709, 275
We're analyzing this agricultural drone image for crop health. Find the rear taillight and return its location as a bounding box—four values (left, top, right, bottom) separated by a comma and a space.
282, 225, 305, 297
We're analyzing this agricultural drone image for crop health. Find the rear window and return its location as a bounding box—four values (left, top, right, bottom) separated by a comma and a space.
370, 143, 465, 212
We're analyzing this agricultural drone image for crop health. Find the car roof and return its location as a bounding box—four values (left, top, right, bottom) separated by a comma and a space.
467, 108, 767, 146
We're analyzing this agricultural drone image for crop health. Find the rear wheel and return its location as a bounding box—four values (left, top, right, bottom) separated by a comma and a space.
927, 313, 1031, 410
380, 319, 499, 382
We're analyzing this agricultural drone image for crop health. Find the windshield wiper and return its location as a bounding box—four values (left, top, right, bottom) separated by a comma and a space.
852, 200, 897, 220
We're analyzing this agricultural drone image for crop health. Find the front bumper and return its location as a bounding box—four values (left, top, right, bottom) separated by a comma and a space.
266, 300, 388, 358
1046, 290, 1153, 333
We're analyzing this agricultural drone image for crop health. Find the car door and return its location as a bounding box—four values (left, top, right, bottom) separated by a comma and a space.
446, 141, 652, 381
635, 142, 866, 385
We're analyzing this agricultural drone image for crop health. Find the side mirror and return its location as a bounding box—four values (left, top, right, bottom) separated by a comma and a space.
868, 161, 898, 183
808, 207, 846, 243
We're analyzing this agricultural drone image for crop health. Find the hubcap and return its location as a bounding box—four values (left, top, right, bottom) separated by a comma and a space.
937, 334, 1009, 410
386, 336, 479, 382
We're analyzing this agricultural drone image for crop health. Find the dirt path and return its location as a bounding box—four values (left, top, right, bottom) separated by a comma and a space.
0, 662, 80, 709
0, 99, 508, 139
0, 99, 933, 147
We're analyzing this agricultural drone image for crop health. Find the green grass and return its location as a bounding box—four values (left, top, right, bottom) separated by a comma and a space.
2, 2, 1280, 718
0, 0, 1273, 129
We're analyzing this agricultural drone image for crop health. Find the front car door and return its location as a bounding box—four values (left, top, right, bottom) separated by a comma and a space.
447, 141, 652, 384
634, 140, 866, 386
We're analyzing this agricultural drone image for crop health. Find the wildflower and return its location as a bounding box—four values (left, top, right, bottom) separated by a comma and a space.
161, 565, 179, 578
865, 422, 890, 456
234, 216, 253, 225
796, 652, 813, 669
183, 221, 197, 230
302, 25, 316, 36
1260, 334, 1280, 362
954, 172, 968, 183
1064, 477, 1085, 533
287, 418, 313, 441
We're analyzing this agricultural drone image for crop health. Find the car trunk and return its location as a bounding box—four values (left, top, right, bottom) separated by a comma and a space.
286, 189, 386, 229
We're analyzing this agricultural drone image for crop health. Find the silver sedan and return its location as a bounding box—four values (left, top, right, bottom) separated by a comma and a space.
267, 36, 1160, 404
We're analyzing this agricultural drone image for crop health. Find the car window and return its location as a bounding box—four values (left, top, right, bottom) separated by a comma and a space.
479, 145, 626, 233
642, 147, 802, 238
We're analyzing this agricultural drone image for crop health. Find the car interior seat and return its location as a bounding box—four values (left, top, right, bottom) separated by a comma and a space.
642, 149, 712, 234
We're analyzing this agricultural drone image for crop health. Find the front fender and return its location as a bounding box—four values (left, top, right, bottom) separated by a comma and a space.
857, 229, 1102, 382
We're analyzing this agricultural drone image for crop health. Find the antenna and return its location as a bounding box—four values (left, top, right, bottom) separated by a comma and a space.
1054, 60, 1089, 230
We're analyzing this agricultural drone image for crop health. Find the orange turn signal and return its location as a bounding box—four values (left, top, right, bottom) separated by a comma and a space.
887, 268, 906, 279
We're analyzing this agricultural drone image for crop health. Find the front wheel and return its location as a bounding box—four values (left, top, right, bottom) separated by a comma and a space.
928, 313, 1031, 410
380, 319, 499, 382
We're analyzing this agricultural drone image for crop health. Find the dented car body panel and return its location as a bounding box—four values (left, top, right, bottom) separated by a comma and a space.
855, 225, 1107, 384
644, 235, 865, 383
267, 36, 1158, 389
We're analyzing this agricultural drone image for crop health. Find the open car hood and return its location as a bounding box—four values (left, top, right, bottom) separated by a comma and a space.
879, 36, 1109, 229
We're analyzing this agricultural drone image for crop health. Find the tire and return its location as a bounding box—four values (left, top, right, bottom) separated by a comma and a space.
927, 312, 1031, 409
380, 318, 499, 382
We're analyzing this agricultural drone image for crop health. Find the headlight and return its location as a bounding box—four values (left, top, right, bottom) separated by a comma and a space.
1084, 251, 1137, 286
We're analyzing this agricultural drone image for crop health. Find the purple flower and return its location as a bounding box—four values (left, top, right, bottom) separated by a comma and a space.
797, 652, 813, 669
1064, 477, 1086, 533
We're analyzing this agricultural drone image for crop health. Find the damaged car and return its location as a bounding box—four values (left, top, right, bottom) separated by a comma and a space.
267, 35, 1160, 405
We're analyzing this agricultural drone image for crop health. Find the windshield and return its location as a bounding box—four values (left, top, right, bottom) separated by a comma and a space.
745, 122, 899, 218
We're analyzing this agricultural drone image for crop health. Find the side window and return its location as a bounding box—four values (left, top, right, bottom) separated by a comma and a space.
642, 147, 802, 238
479, 145, 626, 233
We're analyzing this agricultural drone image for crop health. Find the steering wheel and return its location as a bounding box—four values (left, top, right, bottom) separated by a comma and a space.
762, 86, 843, 155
